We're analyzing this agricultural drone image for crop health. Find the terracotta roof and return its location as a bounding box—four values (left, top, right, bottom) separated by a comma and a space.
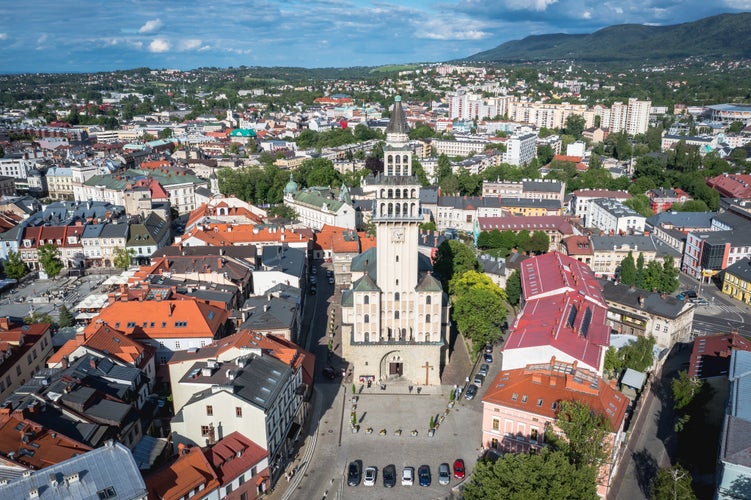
205, 431, 268, 484
179, 223, 311, 247
482, 359, 628, 431
47, 321, 153, 368
560, 235, 594, 255
145, 447, 220, 500
94, 299, 227, 340
519, 251, 605, 305
0, 411, 92, 470
707, 173, 751, 199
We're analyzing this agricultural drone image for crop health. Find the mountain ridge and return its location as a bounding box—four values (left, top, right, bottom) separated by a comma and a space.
464, 13, 751, 63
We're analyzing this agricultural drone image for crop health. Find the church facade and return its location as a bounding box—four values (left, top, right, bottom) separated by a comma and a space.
340, 97, 450, 387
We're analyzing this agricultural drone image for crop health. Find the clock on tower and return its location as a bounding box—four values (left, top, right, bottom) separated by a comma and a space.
391, 228, 404, 242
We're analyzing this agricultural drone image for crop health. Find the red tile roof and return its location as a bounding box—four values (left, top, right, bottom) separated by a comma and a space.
179, 223, 311, 247
145, 446, 220, 500
571, 189, 632, 199
94, 299, 227, 340
478, 216, 575, 235
560, 235, 593, 256
205, 431, 268, 485
707, 173, 751, 199
483, 359, 628, 431
0, 411, 92, 470
47, 321, 154, 368
520, 251, 605, 306
688, 333, 751, 379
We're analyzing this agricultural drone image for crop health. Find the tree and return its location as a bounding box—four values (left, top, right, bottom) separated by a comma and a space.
660, 256, 680, 293
537, 144, 555, 165
624, 195, 654, 218
527, 231, 550, 254
24, 311, 53, 325
158, 127, 173, 139
268, 204, 297, 220
433, 240, 480, 284
463, 449, 598, 500
620, 335, 656, 372
113, 247, 135, 270
419, 221, 436, 231
636, 253, 646, 288
38, 244, 63, 279
449, 270, 507, 301
564, 114, 586, 139
57, 305, 75, 328
551, 400, 610, 471
619, 251, 637, 286
672, 370, 703, 411
3, 250, 28, 280
453, 286, 507, 351
669, 200, 709, 212
651, 465, 697, 500
505, 270, 522, 307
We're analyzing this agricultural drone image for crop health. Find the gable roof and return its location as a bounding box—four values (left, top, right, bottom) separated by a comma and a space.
146, 446, 219, 500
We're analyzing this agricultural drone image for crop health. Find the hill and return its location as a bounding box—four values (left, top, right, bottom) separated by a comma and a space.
465, 13, 751, 63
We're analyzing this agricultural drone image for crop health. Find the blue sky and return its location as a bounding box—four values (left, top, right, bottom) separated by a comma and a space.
0, 0, 749, 73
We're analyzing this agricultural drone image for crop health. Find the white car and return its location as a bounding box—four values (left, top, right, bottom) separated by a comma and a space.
402, 466, 414, 486
364, 466, 377, 486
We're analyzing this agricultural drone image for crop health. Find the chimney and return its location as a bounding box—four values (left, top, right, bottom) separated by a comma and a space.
89, 358, 97, 369
61, 356, 69, 370
0, 317, 10, 330
169, 303, 175, 317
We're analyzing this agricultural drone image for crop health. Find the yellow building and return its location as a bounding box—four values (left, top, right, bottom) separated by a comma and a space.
499, 197, 562, 216
722, 259, 751, 304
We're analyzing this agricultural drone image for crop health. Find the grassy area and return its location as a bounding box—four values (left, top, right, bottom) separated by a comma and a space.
369, 64, 419, 74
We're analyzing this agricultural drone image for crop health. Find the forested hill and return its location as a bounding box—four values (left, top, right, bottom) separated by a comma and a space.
464, 13, 751, 63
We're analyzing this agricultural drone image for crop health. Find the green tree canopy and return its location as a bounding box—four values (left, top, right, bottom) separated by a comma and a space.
433, 240, 480, 284
505, 270, 522, 307
3, 250, 28, 280
619, 251, 637, 286
550, 400, 610, 470
463, 449, 598, 500
57, 304, 75, 328
113, 247, 134, 270
452, 285, 507, 352
38, 244, 63, 279
651, 465, 697, 500
672, 370, 703, 411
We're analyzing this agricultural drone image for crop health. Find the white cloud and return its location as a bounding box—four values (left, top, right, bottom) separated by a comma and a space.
37, 34, 48, 45
582, 11, 592, 19
139, 18, 163, 34
505, 0, 558, 11
177, 39, 202, 51
417, 18, 490, 41
0, 33, 8, 40
614, 7, 624, 14
148, 38, 171, 53
725, 0, 751, 7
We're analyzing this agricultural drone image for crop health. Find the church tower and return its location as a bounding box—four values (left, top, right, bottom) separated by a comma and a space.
374, 96, 422, 295
340, 96, 448, 388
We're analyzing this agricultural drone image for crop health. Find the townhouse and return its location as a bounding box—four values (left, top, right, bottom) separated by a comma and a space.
482, 359, 628, 498
253, 245, 307, 296
646, 188, 690, 213
589, 198, 646, 234
436, 196, 503, 232
178, 223, 312, 256
722, 258, 751, 305
600, 281, 695, 349
0, 318, 53, 402
283, 181, 357, 230
569, 189, 632, 226
476, 216, 576, 252
589, 235, 659, 278
482, 179, 566, 205
93, 298, 229, 365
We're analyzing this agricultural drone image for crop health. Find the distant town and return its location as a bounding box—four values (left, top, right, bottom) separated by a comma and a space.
0, 59, 751, 499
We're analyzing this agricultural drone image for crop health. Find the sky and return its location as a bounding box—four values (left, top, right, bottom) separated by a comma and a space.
1, 0, 749, 74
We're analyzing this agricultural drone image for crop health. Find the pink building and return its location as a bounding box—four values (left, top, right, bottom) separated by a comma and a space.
481, 358, 628, 498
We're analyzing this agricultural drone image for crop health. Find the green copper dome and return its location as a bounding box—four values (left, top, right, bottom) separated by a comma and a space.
284, 174, 299, 194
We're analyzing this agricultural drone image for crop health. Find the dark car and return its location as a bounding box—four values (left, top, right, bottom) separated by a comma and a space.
309, 285, 317, 295
453, 459, 465, 479
348, 461, 362, 486
383, 464, 396, 488
418, 465, 431, 487
322, 366, 337, 380
484, 352, 493, 363
465, 384, 478, 400
484, 343, 493, 354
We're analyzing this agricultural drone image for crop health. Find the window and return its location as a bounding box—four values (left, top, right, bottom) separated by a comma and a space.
16, 365, 21, 376
206, 405, 213, 416
521, 395, 528, 403
537, 398, 543, 407
201, 426, 211, 436
97, 487, 117, 499
511, 393, 518, 401
394, 311, 400, 320
531, 428, 539, 441
426, 296, 431, 305
394, 292, 400, 301
364, 314, 369, 323
238, 474, 245, 485
226, 484, 233, 494
174, 341, 181, 349
364, 295, 369, 305
492, 418, 500, 431
396, 255, 399, 262
236, 407, 243, 417
425, 314, 430, 323
175, 321, 187, 327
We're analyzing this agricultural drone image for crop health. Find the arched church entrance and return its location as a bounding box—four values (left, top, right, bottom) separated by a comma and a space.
380, 351, 403, 379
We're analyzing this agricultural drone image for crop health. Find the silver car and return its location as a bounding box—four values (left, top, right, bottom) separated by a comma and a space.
438, 463, 450, 485
478, 363, 490, 377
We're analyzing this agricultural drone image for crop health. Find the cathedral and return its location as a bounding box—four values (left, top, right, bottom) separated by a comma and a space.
340, 96, 450, 387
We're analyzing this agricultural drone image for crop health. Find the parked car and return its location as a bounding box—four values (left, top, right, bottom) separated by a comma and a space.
309, 285, 317, 295
478, 363, 490, 377
692, 298, 710, 306
465, 384, 478, 400
326, 269, 333, 278
383, 464, 396, 488
484, 343, 493, 354
328, 276, 335, 285
484, 352, 494, 363
348, 461, 361, 486
438, 463, 450, 485
364, 466, 377, 486
418, 465, 431, 487
309, 275, 317, 284
453, 459, 465, 479
473, 373, 485, 387
677, 290, 698, 301
312, 266, 318, 274
401, 466, 414, 486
